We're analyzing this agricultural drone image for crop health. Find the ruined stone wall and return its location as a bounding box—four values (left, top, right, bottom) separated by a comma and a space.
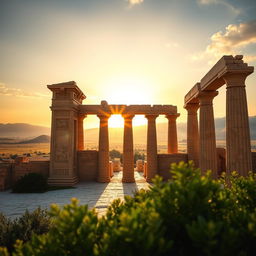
13, 161, 49, 183
157, 153, 188, 180
77, 150, 98, 181
0, 164, 13, 191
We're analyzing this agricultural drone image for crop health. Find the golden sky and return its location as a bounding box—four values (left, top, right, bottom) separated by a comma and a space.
0, 0, 256, 128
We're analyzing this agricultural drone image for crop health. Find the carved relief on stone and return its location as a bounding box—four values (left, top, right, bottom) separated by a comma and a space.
55, 147, 68, 162
56, 119, 69, 129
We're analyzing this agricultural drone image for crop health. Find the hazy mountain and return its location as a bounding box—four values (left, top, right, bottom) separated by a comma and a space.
18, 135, 51, 144
0, 123, 50, 138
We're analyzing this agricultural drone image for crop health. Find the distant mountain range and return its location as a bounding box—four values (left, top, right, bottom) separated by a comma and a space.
0, 116, 255, 144
18, 135, 51, 144
0, 123, 50, 138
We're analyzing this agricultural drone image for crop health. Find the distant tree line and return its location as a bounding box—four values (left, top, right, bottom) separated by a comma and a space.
109, 150, 145, 164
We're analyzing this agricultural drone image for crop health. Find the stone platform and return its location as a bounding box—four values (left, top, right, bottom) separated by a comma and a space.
0, 171, 150, 218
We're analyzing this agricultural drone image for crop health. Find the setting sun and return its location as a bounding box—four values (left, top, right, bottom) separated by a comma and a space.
108, 115, 123, 128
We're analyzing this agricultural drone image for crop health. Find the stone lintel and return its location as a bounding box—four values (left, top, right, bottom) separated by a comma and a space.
184, 83, 201, 106
79, 104, 177, 115
200, 55, 254, 91
184, 55, 253, 106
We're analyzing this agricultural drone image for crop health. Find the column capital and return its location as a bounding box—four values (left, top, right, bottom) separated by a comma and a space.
198, 91, 218, 105
97, 114, 110, 121
184, 103, 199, 113
165, 113, 180, 121
78, 113, 87, 119
122, 114, 135, 120
223, 73, 249, 88
145, 114, 159, 120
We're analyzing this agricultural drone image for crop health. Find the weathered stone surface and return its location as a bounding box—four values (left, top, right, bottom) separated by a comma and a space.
184, 103, 199, 167
122, 115, 135, 183
166, 114, 180, 154
97, 115, 110, 182
145, 115, 158, 182
199, 91, 218, 177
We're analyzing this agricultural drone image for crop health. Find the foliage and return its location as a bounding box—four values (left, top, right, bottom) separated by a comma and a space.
12, 173, 48, 193
1, 162, 256, 256
109, 149, 145, 164
109, 149, 122, 160
0, 208, 51, 254
134, 151, 145, 162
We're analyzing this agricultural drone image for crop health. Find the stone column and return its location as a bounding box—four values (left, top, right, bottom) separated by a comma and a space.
166, 114, 180, 154
78, 114, 86, 151
223, 73, 252, 176
199, 91, 218, 177
184, 103, 199, 167
145, 115, 158, 182
97, 114, 110, 182
122, 114, 135, 183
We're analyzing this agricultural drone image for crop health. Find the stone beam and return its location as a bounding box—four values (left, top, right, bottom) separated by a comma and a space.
79, 101, 177, 115
184, 83, 200, 106
184, 56, 254, 106
200, 55, 253, 92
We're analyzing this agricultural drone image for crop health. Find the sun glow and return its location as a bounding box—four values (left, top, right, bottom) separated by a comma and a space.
109, 115, 124, 128
103, 76, 153, 105
108, 115, 147, 128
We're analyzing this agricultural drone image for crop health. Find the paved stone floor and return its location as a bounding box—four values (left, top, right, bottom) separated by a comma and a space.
0, 171, 150, 218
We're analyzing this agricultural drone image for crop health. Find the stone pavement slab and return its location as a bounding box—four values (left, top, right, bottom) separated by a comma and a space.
0, 171, 150, 218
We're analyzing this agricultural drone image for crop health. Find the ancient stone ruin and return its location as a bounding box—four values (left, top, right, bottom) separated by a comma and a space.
0, 55, 255, 189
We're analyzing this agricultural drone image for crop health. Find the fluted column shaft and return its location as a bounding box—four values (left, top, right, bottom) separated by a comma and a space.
78, 114, 86, 151
97, 115, 110, 182
185, 103, 199, 167
122, 115, 135, 183
166, 114, 180, 154
199, 91, 218, 177
224, 73, 252, 176
146, 115, 158, 182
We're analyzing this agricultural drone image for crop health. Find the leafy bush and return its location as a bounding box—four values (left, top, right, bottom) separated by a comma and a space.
0, 208, 51, 253
12, 173, 47, 193
1, 162, 256, 256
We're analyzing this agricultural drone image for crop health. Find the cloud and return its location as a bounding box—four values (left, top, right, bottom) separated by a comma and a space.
0, 83, 50, 98
197, 0, 240, 15
207, 19, 256, 56
127, 0, 144, 6
191, 19, 256, 64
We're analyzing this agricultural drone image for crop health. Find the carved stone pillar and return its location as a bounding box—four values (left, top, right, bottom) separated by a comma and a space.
224, 73, 252, 176
97, 114, 110, 182
199, 91, 218, 177
47, 81, 86, 186
184, 103, 199, 167
145, 115, 158, 182
166, 114, 180, 154
122, 114, 135, 183
78, 114, 86, 151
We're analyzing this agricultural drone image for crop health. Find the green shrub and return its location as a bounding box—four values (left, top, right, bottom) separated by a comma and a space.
12, 173, 47, 193
0, 208, 51, 253
1, 162, 256, 256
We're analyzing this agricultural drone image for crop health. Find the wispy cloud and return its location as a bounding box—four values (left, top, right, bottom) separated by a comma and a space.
197, 0, 240, 15
127, 0, 144, 6
0, 83, 50, 98
191, 19, 256, 64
